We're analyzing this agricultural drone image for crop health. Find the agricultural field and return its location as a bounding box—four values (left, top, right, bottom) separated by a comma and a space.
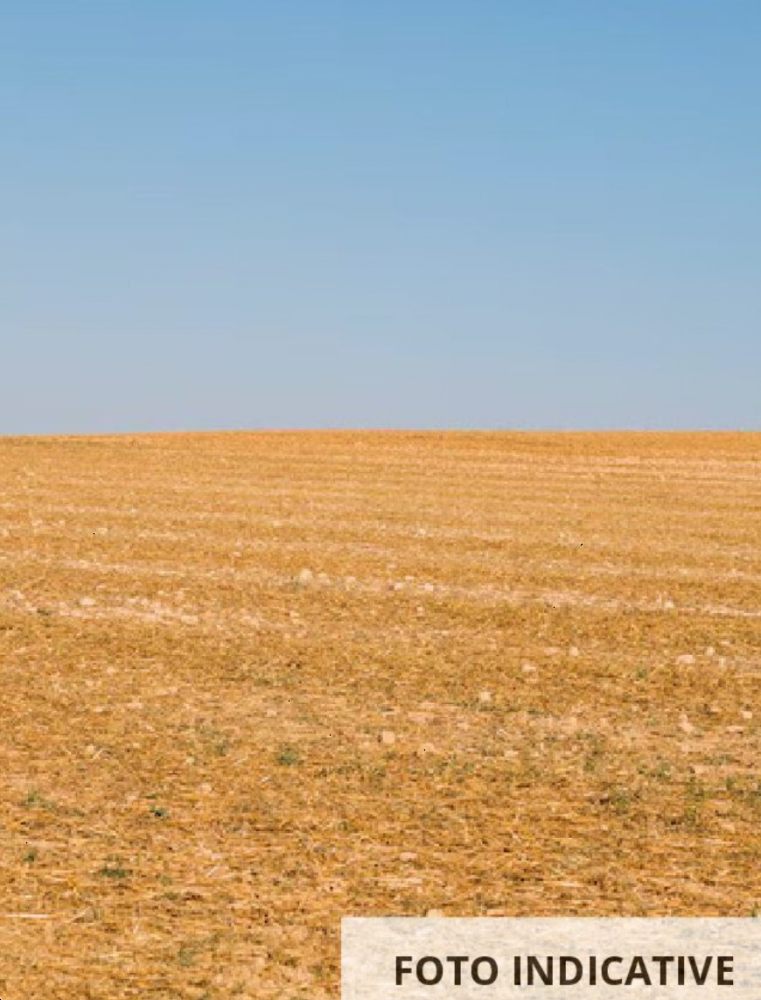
1, 430, 760, 999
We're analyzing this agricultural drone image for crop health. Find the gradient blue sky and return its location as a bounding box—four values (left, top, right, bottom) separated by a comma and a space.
2, 2, 759, 432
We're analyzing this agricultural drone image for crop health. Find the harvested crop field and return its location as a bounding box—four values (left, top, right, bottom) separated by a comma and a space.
1, 430, 760, 999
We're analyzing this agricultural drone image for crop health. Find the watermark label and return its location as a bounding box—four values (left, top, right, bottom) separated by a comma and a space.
341, 918, 761, 999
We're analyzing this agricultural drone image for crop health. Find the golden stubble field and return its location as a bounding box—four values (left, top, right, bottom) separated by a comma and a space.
1, 430, 760, 998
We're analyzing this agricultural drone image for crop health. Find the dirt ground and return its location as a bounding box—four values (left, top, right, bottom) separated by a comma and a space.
1, 430, 759, 998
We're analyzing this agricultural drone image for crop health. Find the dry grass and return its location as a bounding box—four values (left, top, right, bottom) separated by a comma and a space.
1, 430, 760, 998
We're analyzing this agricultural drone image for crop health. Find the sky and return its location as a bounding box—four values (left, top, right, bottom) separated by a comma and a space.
1, 1, 760, 433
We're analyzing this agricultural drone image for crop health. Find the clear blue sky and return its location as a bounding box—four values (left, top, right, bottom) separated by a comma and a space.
2, 2, 759, 432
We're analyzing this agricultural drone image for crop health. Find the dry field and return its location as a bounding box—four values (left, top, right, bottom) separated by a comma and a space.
1, 430, 760, 999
